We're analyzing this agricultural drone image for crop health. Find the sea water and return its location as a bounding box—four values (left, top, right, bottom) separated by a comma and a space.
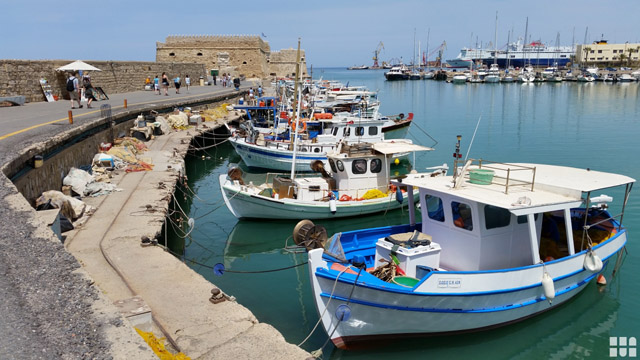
171, 68, 640, 359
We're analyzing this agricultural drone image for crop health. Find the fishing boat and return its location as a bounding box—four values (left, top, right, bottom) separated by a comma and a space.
303, 138, 634, 349
219, 142, 435, 220
452, 73, 468, 84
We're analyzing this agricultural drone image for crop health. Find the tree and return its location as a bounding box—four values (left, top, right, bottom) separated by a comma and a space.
582, 46, 592, 67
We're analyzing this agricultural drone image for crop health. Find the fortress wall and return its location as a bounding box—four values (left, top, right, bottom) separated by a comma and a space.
0, 60, 206, 103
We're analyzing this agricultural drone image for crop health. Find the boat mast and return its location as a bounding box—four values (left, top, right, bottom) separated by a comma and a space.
493, 11, 498, 66
290, 38, 302, 179
426, 28, 430, 67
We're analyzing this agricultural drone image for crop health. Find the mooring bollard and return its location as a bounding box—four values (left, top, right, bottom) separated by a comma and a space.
68, 110, 73, 124
124, 99, 128, 109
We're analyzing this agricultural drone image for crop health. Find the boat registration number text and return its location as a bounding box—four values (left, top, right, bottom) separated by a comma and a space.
438, 278, 462, 288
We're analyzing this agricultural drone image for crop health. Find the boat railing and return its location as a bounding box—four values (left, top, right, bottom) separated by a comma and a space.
469, 159, 537, 194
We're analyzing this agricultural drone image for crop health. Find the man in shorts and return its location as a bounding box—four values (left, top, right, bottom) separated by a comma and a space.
67, 73, 83, 109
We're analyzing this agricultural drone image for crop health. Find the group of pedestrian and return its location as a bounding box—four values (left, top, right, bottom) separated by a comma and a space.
221, 73, 234, 88
67, 72, 97, 109
150, 73, 190, 95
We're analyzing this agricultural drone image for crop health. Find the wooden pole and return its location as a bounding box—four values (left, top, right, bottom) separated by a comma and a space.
68, 110, 73, 124
124, 99, 128, 109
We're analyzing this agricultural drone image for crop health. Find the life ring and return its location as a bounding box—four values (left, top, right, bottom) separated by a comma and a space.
289, 118, 307, 132
339, 194, 352, 201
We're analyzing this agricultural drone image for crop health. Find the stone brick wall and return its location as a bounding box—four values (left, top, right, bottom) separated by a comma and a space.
157, 35, 270, 79
0, 60, 206, 103
268, 49, 309, 78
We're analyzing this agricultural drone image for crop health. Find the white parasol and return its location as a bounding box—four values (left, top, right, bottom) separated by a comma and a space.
56, 60, 102, 72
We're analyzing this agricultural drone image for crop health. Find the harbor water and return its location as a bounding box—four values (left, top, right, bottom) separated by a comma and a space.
171, 68, 640, 359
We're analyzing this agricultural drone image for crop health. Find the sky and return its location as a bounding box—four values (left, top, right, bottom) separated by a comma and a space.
2, 0, 640, 68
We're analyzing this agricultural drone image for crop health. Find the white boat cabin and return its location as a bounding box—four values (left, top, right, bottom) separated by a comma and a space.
320, 142, 432, 199
396, 160, 633, 272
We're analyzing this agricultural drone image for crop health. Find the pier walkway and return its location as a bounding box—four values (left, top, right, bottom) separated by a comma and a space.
0, 82, 312, 359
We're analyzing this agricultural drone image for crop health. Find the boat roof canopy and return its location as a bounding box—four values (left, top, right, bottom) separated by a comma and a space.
397, 163, 635, 215
372, 142, 434, 154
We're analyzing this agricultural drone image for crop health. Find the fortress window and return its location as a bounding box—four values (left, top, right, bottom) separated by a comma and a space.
197, 52, 203, 56
301, 57, 305, 62
242, 61, 247, 65
169, 52, 175, 56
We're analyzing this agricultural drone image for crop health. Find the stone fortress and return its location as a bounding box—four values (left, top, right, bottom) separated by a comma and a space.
0, 35, 308, 103
156, 35, 309, 80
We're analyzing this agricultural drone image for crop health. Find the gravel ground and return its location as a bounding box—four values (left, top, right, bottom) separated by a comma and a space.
0, 175, 118, 359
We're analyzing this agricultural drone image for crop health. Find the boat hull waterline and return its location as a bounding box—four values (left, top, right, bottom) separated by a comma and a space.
220, 175, 418, 220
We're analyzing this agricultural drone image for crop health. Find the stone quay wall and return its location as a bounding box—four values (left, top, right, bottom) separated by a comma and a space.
0, 60, 207, 103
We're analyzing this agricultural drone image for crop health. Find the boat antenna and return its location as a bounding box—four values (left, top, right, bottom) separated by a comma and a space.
464, 115, 482, 161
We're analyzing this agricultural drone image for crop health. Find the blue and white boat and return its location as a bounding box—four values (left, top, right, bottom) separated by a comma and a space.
304, 142, 634, 349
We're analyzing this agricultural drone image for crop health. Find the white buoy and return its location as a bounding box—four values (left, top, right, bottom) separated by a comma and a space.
584, 251, 603, 272
329, 199, 337, 214
542, 272, 555, 304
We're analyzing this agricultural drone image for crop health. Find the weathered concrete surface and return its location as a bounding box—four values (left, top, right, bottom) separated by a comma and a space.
0, 83, 311, 359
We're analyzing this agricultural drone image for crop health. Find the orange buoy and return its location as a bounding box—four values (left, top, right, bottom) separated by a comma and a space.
597, 274, 607, 285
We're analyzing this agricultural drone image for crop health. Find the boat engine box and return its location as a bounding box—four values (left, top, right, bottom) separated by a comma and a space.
273, 176, 295, 199
294, 177, 329, 201
374, 236, 441, 278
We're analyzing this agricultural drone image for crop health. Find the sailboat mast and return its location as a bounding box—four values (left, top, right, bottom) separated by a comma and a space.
493, 11, 498, 65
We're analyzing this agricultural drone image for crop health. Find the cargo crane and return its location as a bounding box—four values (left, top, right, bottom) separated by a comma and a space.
427, 41, 446, 68
372, 42, 385, 68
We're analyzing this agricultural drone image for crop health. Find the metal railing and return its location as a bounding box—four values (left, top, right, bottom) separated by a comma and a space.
467, 159, 537, 194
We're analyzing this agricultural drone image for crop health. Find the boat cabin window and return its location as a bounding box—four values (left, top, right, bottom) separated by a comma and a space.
370, 158, 382, 173
332, 127, 338, 136
425, 195, 445, 222
352, 159, 367, 174
344, 128, 351, 137
313, 147, 321, 153
452, 202, 473, 231
356, 127, 365, 136
517, 214, 539, 224
336, 160, 345, 172
368, 127, 378, 136
329, 159, 338, 173
484, 205, 511, 229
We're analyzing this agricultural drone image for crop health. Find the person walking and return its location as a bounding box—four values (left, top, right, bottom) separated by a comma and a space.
257, 85, 263, 97
67, 72, 83, 109
212, 73, 216, 85
222, 73, 227, 88
174, 75, 181, 94
161, 72, 170, 96
154, 75, 160, 95
185, 75, 190, 92
82, 73, 97, 108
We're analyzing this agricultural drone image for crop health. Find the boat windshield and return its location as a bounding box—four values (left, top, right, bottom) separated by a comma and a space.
324, 232, 347, 263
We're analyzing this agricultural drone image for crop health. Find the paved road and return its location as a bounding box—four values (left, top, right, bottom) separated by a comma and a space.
0, 81, 253, 358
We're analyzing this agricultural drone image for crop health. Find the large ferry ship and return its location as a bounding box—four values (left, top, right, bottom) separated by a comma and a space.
447, 40, 575, 68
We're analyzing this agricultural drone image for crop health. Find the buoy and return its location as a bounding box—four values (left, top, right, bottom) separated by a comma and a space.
395, 186, 403, 204
394, 158, 400, 165
329, 198, 337, 214
597, 274, 607, 286
542, 272, 555, 304
584, 251, 603, 272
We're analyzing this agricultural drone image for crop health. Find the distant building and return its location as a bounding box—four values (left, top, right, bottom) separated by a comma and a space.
156, 35, 308, 79
575, 40, 640, 66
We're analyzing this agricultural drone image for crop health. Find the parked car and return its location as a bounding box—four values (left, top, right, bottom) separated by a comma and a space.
620, 67, 632, 71
605, 67, 617, 71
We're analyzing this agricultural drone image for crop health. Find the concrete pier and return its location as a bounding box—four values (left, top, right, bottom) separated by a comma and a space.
0, 84, 311, 359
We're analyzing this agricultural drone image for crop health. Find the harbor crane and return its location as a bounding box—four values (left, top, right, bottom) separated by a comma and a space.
373, 41, 385, 68
427, 41, 447, 67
